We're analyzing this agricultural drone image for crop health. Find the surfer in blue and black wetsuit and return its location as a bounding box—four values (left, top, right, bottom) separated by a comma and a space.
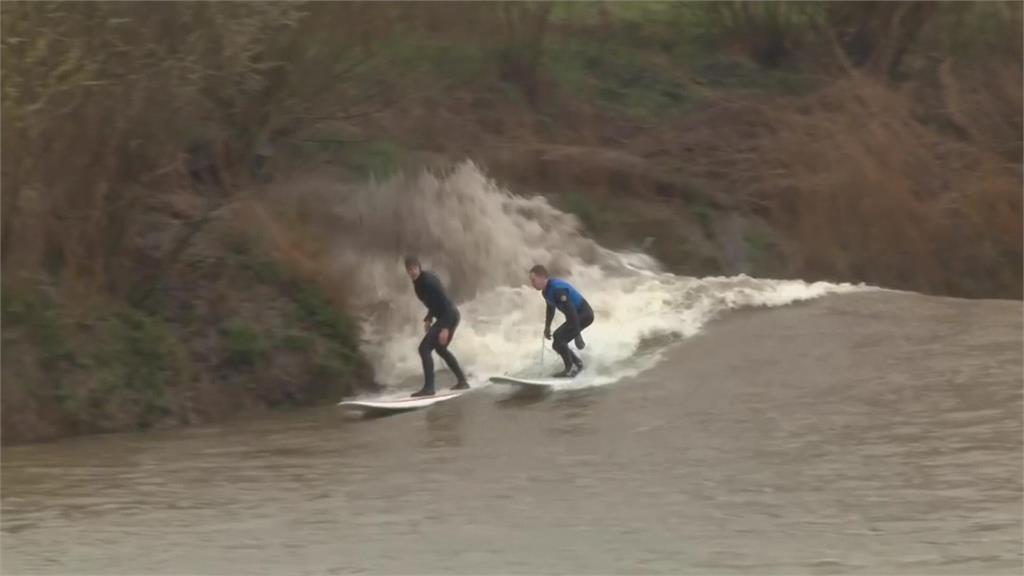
529, 264, 595, 378
406, 256, 470, 397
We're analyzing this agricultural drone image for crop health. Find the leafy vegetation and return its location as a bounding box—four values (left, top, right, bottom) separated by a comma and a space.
2, 1, 1019, 443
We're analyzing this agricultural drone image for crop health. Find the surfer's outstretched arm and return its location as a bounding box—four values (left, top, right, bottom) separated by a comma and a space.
544, 301, 555, 338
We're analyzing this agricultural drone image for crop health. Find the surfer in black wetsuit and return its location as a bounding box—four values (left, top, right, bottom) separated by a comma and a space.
529, 264, 595, 378
406, 256, 469, 397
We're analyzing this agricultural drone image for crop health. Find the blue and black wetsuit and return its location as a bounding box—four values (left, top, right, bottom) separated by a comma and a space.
543, 278, 595, 374
413, 270, 467, 394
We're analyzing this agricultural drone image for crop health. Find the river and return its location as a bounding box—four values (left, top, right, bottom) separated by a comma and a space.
3, 291, 1020, 575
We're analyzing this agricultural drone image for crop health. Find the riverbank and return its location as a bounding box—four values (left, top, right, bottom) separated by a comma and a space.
2, 2, 1019, 443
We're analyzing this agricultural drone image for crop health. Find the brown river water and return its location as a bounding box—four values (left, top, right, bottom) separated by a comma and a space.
2, 292, 1021, 575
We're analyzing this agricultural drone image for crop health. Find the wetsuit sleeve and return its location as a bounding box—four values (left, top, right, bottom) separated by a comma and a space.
544, 301, 555, 332
553, 288, 581, 333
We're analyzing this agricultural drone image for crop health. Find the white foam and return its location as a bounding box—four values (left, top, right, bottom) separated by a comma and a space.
327, 161, 869, 388
367, 267, 865, 387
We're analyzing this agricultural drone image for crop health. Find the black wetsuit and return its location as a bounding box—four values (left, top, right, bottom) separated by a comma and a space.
543, 279, 595, 373
413, 271, 467, 393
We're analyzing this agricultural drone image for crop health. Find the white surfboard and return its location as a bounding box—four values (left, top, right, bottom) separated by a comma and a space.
338, 390, 467, 415
488, 375, 560, 390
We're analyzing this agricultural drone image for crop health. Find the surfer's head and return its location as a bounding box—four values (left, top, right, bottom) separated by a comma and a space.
528, 264, 549, 290
404, 256, 421, 280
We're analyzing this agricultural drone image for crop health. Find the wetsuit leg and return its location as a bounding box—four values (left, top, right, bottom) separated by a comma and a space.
552, 306, 595, 370
552, 322, 579, 370
434, 313, 467, 385
576, 307, 595, 348
418, 322, 443, 393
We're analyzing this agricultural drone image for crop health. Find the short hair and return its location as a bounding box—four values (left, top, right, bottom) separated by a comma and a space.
404, 256, 421, 269
529, 264, 549, 277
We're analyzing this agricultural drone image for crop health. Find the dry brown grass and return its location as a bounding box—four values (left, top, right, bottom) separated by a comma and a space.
667, 63, 1021, 297
1, 2, 412, 303
232, 187, 355, 312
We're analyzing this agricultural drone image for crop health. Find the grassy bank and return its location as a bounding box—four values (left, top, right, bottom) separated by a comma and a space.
3, 2, 1020, 443
1, 205, 374, 444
